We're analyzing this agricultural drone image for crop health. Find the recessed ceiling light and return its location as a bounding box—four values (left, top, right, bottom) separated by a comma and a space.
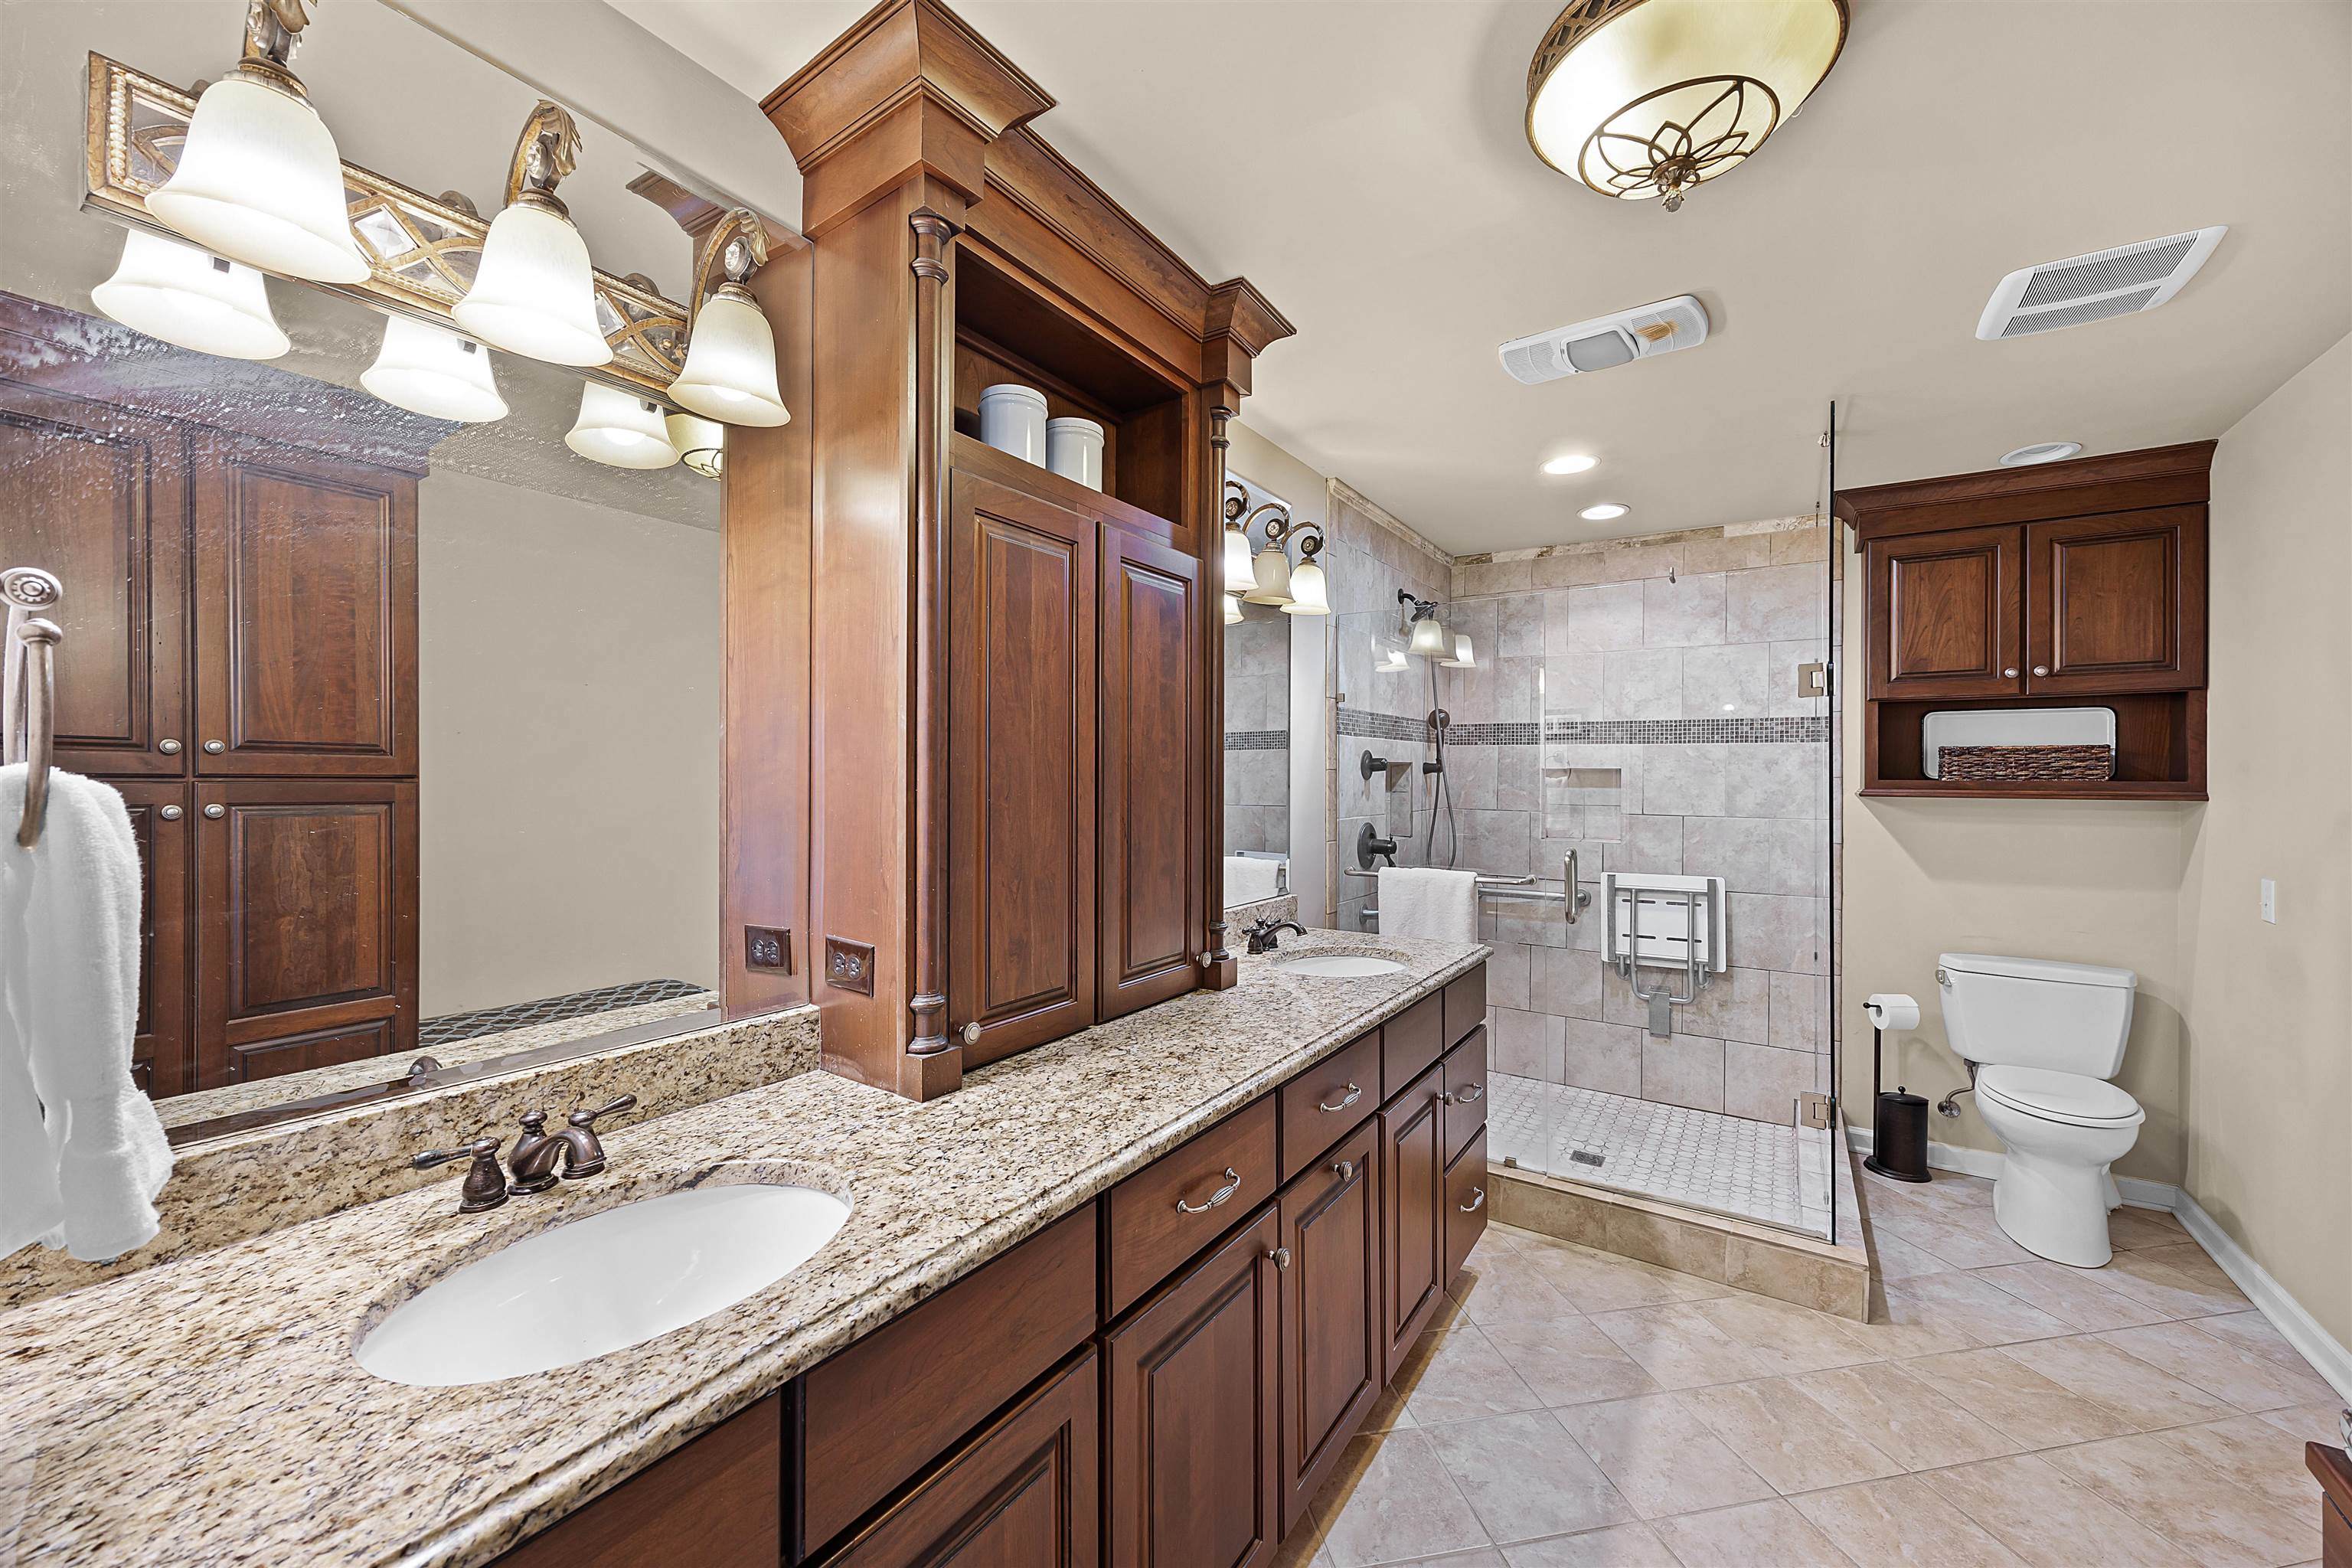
1580, 502, 1629, 521
1542, 453, 1598, 475
1999, 441, 2082, 467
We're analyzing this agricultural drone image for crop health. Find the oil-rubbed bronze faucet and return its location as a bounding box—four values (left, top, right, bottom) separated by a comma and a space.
505, 1095, 637, 1195
412, 1136, 508, 1214
1244, 916, 1308, 955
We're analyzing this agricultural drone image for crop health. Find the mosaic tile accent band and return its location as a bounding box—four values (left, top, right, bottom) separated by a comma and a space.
419, 979, 710, 1047
1337, 707, 1434, 742
1223, 728, 1291, 750
1547, 716, 1831, 745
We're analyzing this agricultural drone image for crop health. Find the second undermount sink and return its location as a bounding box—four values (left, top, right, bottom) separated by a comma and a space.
1275, 954, 1407, 978
355, 1183, 849, 1387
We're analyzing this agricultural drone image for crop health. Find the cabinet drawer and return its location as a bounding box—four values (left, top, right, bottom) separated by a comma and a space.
815, 1350, 1099, 1568
1442, 964, 1486, 1050
1107, 1096, 1279, 1318
1380, 992, 1444, 1102
1279, 1030, 1380, 1183
1441, 1025, 1488, 1167
494, 1395, 779, 1568
797, 1204, 1098, 1557
1444, 1130, 1489, 1287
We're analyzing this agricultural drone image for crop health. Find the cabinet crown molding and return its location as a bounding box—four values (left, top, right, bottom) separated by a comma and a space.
1837, 439, 2217, 540
763, 0, 1054, 172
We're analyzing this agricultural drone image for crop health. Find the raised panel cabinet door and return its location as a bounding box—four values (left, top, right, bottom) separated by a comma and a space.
1278, 1119, 1381, 1534
191, 431, 417, 776
108, 779, 191, 1099
949, 468, 1098, 1066
1096, 522, 1201, 1019
0, 381, 188, 776
1379, 1062, 1446, 1382
818, 1350, 1099, 1568
2026, 507, 2206, 693
1105, 1204, 1281, 1568
192, 779, 417, 1089
1443, 1129, 1489, 1289
1866, 524, 2024, 698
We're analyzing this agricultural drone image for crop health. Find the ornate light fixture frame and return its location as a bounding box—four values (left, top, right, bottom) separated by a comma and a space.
83, 51, 690, 396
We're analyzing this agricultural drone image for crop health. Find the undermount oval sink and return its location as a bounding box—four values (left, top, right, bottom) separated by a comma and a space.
1276, 954, 1407, 978
356, 1184, 849, 1387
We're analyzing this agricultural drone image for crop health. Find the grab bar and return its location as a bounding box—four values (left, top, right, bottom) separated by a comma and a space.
2, 567, 63, 848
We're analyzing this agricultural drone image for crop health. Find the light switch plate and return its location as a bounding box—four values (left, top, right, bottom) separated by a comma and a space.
2259, 878, 2276, 923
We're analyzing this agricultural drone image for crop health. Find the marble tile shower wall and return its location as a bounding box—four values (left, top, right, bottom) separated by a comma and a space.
1224, 600, 1290, 854
1325, 484, 1453, 928
1445, 522, 1836, 1125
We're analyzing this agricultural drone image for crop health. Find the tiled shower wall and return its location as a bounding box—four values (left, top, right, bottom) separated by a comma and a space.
1442, 520, 1837, 1125
1326, 482, 1455, 928
1223, 598, 1290, 854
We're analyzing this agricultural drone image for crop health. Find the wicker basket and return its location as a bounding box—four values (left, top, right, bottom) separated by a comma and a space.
1939, 743, 2114, 782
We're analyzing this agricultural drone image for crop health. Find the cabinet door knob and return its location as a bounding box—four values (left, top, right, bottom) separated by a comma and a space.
202, 803, 225, 819
2032, 665, 2049, 678
1331, 1159, 1356, 1183
962, 1021, 982, 1045
2003, 668, 2019, 679
203, 740, 225, 753
158, 805, 183, 821
158, 739, 182, 756
1266, 1246, 1292, 1270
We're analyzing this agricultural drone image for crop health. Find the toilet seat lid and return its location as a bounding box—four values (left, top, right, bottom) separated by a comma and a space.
1978, 1065, 2144, 1127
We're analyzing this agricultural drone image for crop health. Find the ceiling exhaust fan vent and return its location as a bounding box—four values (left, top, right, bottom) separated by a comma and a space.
1978, 227, 2226, 341
1501, 294, 1709, 385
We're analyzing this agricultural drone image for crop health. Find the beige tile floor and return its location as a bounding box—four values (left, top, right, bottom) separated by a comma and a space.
1285, 1167, 2342, 1568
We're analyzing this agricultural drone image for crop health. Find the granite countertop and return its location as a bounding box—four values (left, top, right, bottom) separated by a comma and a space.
0, 929, 1485, 1568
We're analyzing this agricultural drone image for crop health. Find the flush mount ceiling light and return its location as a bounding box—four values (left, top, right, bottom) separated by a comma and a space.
456, 102, 612, 368
671, 210, 789, 426
1581, 501, 1631, 521
145, 0, 371, 283
361, 315, 506, 423
1525, 0, 1850, 212
566, 383, 678, 469
1542, 453, 1598, 475
1999, 441, 2082, 467
667, 413, 726, 479
90, 229, 289, 359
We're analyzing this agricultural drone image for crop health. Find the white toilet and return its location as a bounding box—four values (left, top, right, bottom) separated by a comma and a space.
1938, 952, 2144, 1268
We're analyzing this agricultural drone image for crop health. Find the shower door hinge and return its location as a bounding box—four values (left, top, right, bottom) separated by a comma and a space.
1797, 662, 1831, 699
1796, 1091, 1834, 1131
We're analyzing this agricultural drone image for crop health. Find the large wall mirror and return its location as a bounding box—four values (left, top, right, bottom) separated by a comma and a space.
1222, 471, 1295, 910
0, 1, 768, 1138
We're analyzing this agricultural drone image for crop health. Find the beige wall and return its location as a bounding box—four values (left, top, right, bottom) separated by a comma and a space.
2178, 335, 2352, 1348
416, 468, 723, 1015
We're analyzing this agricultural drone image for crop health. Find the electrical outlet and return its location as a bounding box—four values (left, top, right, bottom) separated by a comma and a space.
743, 925, 792, 972
2259, 878, 2277, 924
825, 935, 876, 996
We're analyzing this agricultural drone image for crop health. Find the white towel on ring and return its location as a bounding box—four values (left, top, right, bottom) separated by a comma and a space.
1377, 866, 1478, 944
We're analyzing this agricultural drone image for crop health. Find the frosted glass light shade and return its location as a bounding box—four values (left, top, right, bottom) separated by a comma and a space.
1526, 0, 1847, 207
455, 200, 612, 367
1280, 557, 1328, 615
1222, 593, 1243, 626
1375, 647, 1410, 673
1408, 615, 1452, 658
566, 384, 678, 469
670, 285, 787, 426
148, 76, 370, 283
1221, 525, 1256, 593
667, 413, 725, 478
1441, 633, 1476, 668
1244, 544, 1292, 606
361, 315, 506, 423
91, 229, 288, 359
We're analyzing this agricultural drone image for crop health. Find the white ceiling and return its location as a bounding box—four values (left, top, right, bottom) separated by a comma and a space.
629, 1, 2349, 554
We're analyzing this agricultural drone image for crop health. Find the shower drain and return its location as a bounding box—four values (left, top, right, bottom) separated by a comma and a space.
1569, 1148, 1606, 1168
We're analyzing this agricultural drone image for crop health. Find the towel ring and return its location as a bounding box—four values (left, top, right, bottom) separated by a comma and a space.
3, 567, 63, 849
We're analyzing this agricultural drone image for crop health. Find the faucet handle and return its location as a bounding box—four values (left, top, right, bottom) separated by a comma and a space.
556, 1094, 637, 1180
413, 1136, 508, 1214
568, 1094, 637, 1129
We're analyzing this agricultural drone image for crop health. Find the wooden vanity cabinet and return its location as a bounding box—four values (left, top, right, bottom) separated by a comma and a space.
1378, 1060, 1449, 1382
1864, 524, 2024, 700
492, 1394, 782, 1568
109, 780, 191, 1097
1276, 1118, 1382, 1533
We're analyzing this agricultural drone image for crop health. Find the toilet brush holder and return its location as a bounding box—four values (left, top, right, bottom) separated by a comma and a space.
1864, 1021, 1932, 1183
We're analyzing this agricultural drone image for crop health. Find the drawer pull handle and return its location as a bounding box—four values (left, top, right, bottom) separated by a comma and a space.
1266, 1246, 1292, 1269
1442, 1083, 1485, 1107
1331, 1159, 1356, 1183
1176, 1168, 1241, 1214
1459, 1186, 1486, 1214
1318, 1083, 1362, 1114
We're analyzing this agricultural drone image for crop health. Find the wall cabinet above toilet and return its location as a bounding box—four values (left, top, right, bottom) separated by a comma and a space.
1839, 442, 2214, 800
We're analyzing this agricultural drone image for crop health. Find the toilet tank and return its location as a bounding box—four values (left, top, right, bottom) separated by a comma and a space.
1937, 952, 2137, 1077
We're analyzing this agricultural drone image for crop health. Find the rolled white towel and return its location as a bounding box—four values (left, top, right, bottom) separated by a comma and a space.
1377, 866, 1479, 944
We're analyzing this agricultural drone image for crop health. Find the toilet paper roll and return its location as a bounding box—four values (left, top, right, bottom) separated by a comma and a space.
1865, 993, 1921, 1031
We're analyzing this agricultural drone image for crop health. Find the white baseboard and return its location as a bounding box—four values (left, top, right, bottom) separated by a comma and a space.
1847, 1126, 2352, 1404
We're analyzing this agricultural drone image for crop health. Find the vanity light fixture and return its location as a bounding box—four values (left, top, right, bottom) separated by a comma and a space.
1581, 501, 1630, 521
1541, 452, 1597, 475
455, 102, 612, 368
145, 0, 371, 283
670, 210, 789, 426
1222, 593, 1243, 626
566, 383, 678, 469
1281, 541, 1330, 616
90, 229, 289, 359
1999, 441, 2082, 467
1220, 484, 1259, 594
1525, 0, 1850, 212
667, 413, 726, 479
1246, 534, 1294, 606
361, 315, 507, 423
1400, 590, 1452, 659
1441, 633, 1477, 668
1375, 646, 1410, 674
